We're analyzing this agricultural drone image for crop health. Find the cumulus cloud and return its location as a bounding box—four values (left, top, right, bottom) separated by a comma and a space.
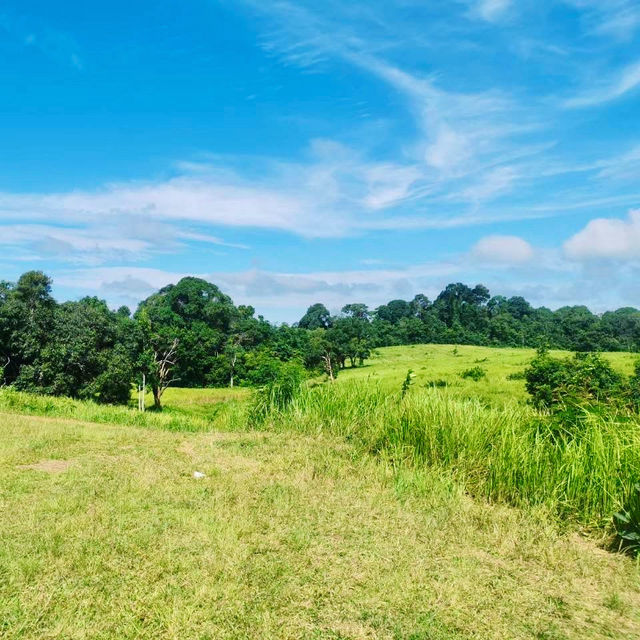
472, 234, 534, 264
564, 209, 640, 260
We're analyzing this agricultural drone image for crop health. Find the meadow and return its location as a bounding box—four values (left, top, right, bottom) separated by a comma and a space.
336, 344, 639, 401
1, 344, 640, 638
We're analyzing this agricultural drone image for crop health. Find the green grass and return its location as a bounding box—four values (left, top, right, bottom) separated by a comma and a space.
336, 344, 638, 405
2, 411, 640, 638
0, 387, 247, 433
1, 344, 640, 637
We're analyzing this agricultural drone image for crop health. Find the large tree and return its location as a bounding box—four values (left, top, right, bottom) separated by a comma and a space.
136, 277, 238, 389
298, 303, 332, 330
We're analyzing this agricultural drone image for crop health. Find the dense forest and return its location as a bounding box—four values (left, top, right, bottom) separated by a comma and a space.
1, 271, 639, 407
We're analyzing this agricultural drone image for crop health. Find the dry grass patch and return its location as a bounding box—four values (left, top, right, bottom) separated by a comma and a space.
17, 459, 72, 474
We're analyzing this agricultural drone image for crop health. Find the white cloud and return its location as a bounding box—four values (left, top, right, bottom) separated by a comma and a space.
563, 0, 640, 40
564, 209, 640, 259
472, 234, 534, 264
476, 0, 511, 22
565, 59, 640, 108
425, 127, 472, 171
461, 166, 518, 201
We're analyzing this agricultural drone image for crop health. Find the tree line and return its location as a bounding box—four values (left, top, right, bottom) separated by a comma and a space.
301, 283, 640, 354
1, 272, 639, 407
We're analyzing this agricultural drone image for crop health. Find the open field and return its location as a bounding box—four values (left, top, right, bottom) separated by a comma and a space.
1, 345, 640, 638
337, 344, 639, 404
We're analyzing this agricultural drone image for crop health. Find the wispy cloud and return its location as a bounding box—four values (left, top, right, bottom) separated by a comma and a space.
563, 0, 640, 41
475, 0, 512, 23
565, 59, 640, 108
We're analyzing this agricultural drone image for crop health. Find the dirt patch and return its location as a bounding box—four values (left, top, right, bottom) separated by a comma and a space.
18, 459, 72, 473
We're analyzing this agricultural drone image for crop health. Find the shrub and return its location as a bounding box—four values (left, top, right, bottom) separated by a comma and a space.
506, 371, 525, 380
614, 484, 640, 556
460, 366, 486, 381
401, 369, 415, 398
249, 361, 305, 425
525, 350, 625, 411
426, 379, 448, 388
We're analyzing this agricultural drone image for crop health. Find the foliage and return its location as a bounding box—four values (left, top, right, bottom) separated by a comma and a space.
298, 302, 332, 329
249, 361, 305, 425
460, 366, 486, 381
4, 268, 640, 409
614, 484, 640, 556
12, 295, 136, 404
401, 369, 415, 397
298, 283, 640, 353
525, 349, 627, 411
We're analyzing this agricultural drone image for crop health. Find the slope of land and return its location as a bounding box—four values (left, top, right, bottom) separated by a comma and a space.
1, 407, 640, 639
336, 344, 639, 404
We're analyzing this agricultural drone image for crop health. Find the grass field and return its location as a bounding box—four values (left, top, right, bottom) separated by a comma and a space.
1, 345, 640, 638
336, 344, 639, 404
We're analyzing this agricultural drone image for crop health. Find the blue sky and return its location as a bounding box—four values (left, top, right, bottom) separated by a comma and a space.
1, 0, 639, 321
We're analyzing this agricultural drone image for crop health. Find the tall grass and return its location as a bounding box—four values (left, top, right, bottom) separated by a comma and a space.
259, 381, 640, 528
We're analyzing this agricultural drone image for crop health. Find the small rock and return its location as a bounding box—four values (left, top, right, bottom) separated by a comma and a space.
193, 471, 206, 479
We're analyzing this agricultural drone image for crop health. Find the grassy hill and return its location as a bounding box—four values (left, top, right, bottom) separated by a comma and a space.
336, 344, 639, 403
1, 345, 640, 638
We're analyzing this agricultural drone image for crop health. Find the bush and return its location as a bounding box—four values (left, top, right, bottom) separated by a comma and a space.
525, 350, 625, 411
460, 366, 486, 381
249, 361, 305, 425
506, 371, 525, 380
614, 484, 640, 556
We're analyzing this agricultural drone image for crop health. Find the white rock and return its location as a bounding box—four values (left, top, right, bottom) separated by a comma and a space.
193, 471, 206, 479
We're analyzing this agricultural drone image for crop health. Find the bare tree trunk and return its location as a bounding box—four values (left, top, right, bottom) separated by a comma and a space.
150, 338, 179, 411
322, 353, 335, 381
230, 353, 237, 388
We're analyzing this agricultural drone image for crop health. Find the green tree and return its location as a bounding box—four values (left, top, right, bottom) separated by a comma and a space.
298, 303, 332, 329
14, 296, 135, 404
